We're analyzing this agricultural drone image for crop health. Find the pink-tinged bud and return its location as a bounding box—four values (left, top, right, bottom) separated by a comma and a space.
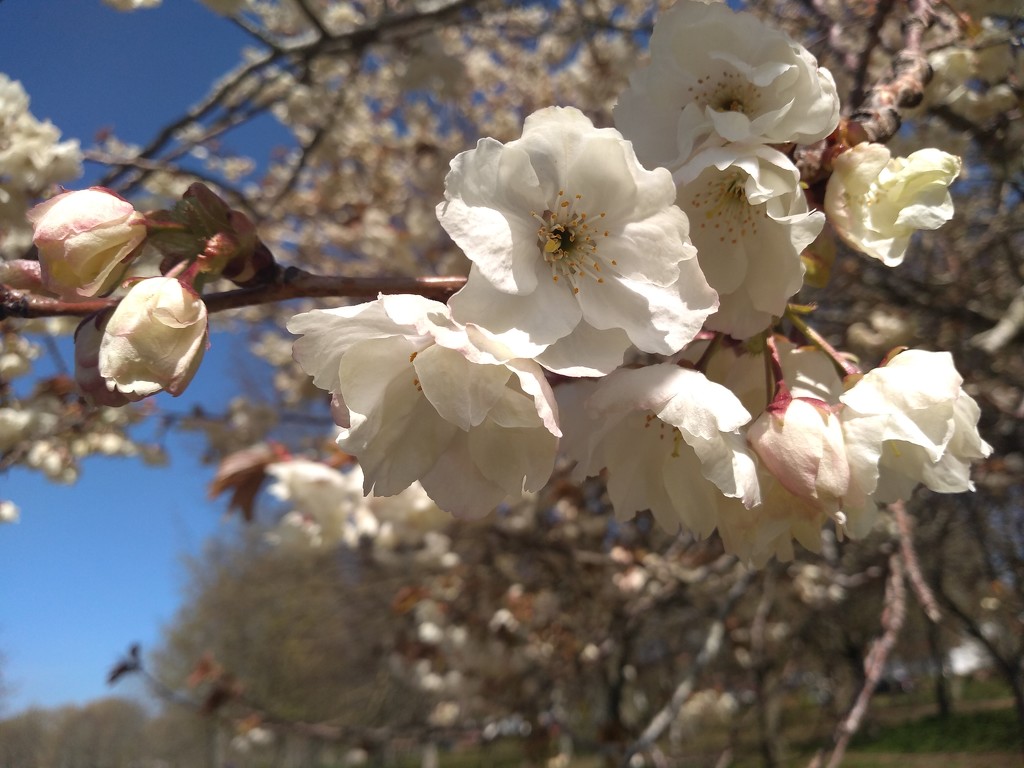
748, 397, 850, 509
98, 277, 208, 399
27, 187, 147, 300
74, 313, 144, 407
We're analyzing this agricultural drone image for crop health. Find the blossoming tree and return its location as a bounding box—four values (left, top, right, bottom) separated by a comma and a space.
2, 0, 1022, 763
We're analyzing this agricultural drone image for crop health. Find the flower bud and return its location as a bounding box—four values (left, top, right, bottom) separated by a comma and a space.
74, 312, 143, 407
27, 187, 146, 299
748, 397, 850, 509
98, 277, 208, 399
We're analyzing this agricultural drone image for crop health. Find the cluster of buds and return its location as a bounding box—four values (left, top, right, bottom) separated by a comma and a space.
22, 183, 277, 406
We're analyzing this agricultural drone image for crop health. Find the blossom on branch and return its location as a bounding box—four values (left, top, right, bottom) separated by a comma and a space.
559, 363, 759, 540
438, 106, 717, 377
748, 397, 849, 517
614, 0, 839, 170
676, 145, 823, 339
27, 187, 146, 300
840, 349, 992, 531
289, 294, 561, 517
825, 144, 961, 266
95, 277, 209, 400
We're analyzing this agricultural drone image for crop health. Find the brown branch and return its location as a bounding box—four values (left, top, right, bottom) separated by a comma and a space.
892, 500, 942, 623
1, 269, 466, 320
849, 0, 937, 144
849, 0, 897, 110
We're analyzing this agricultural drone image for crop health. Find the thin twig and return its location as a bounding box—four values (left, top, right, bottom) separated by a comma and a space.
892, 500, 942, 623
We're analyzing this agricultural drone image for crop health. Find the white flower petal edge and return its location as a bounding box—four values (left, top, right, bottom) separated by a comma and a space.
825, 143, 961, 266
439, 106, 717, 376
288, 295, 560, 518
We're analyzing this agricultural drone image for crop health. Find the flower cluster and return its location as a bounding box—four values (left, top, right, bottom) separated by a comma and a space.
283, 0, 988, 564
18, 1, 989, 565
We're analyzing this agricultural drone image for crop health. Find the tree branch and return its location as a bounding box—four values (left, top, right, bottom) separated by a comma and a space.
0, 269, 466, 320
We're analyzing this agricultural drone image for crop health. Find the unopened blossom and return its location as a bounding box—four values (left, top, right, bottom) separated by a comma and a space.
289, 294, 561, 517
27, 188, 146, 299
74, 312, 143, 407
98, 277, 208, 400
614, 0, 839, 170
841, 350, 991, 524
559, 363, 759, 538
748, 397, 849, 515
825, 144, 961, 266
676, 145, 824, 339
439, 106, 717, 376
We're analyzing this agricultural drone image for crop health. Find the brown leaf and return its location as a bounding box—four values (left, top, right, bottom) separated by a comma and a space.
208, 443, 283, 521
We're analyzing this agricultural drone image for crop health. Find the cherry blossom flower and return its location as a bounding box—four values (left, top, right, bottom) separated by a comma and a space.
97, 277, 208, 400
614, 0, 839, 170
825, 144, 961, 266
27, 187, 146, 300
840, 349, 991, 513
676, 145, 823, 339
288, 294, 561, 517
559, 363, 759, 538
438, 106, 717, 376
265, 459, 377, 549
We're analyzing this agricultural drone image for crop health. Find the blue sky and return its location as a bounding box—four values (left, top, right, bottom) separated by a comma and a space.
0, 0, 286, 713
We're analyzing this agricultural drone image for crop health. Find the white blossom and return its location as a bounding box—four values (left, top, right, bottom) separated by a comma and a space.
97, 277, 208, 399
748, 397, 849, 516
614, 0, 839, 170
289, 294, 560, 517
676, 145, 823, 339
825, 144, 961, 266
265, 459, 376, 549
439, 106, 717, 376
559, 363, 759, 538
841, 350, 992, 524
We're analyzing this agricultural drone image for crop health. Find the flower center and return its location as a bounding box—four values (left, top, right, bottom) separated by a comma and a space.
643, 413, 685, 457
532, 189, 611, 295
687, 70, 762, 116
688, 170, 765, 245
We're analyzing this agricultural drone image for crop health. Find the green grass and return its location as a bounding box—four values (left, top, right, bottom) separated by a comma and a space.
851, 707, 1023, 753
